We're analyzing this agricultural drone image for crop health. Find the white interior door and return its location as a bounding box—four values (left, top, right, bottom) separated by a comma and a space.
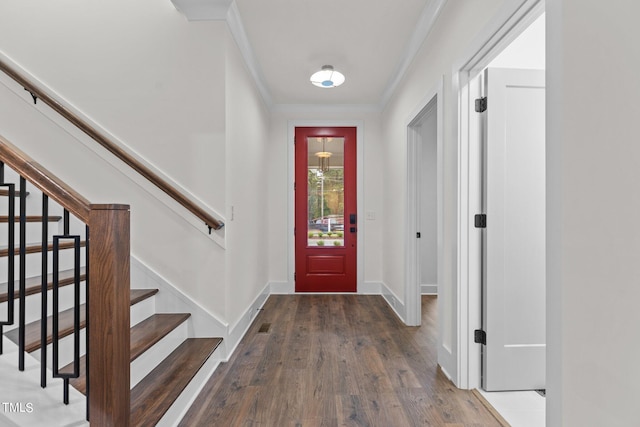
481, 67, 546, 391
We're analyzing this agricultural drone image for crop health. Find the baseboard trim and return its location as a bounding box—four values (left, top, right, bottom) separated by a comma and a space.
225, 282, 270, 361
381, 282, 407, 323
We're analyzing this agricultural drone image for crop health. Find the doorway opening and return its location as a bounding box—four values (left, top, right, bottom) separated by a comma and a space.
455, 1, 546, 425
405, 79, 449, 372
455, 0, 545, 390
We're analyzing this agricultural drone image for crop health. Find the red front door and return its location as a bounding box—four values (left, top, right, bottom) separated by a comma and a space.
295, 127, 357, 292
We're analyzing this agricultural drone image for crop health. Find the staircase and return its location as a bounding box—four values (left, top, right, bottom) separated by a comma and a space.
0, 139, 223, 426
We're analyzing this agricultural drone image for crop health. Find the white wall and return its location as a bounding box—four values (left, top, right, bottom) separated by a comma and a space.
546, 0, 640, 425
381, 0, 507, 382
224, 28, 271, 329
267, 110, 384, 290
0, 0, 226, 212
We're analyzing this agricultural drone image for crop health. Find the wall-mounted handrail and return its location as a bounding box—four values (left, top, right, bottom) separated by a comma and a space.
0, 136, 91, 222
0, 59, 224, 232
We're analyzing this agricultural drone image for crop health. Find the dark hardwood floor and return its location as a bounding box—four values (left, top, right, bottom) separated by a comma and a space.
180, 295, 504, 426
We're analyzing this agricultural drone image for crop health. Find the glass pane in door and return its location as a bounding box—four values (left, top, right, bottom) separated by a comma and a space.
306, 137, 345, 247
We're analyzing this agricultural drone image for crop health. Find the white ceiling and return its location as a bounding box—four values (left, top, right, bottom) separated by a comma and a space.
171, 0, 447, 109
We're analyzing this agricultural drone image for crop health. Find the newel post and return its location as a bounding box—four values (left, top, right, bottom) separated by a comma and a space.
88, 204, 130, 426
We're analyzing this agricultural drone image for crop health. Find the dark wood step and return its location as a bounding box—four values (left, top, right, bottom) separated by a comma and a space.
0, 267, 86, 303
130, 338, 222, 427
64, 312, 190, 395
130, 288, 159, 306
59, 289, 159, 394
5, 304, 87, 353
4, 289, 159, 353
0, 240, 86, 257
130, 313, 191, 362
0, 215, 62, 223
0, 189, 29, 197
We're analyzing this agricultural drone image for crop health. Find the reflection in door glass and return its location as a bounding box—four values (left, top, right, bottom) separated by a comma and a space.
307, 137, 345, 247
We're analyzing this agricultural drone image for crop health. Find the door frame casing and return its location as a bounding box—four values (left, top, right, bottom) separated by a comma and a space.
287, 120, 365, 293
404, 78, 444, 326
452, 0, 544, 388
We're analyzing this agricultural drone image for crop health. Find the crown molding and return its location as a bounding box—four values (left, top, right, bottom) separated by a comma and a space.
171, 0, 233, 20
379, 0, 448, 109
172, 0, 448, 113
225, 2, 274, 107
271, 103, 382, 114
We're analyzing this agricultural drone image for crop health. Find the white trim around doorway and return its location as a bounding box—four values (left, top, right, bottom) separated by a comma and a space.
452, 0, 545, 389
286, 120, 365, 294
404, 77, 444, 324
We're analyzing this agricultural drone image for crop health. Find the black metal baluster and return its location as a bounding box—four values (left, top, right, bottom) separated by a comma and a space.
85, 224, 90, 421
18, 177, 26, 371
63, 209, 69, 235
52, 234, 81, 405
52, 236, 60, 399
0, 170, 15, 355
41, 194, 48, 387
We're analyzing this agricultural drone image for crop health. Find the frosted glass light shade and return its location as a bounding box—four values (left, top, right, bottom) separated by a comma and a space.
310, 65, 345, 88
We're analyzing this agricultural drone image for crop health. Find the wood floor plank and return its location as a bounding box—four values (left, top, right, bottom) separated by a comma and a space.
130, 337, 222, 427
180, 295, 505, 426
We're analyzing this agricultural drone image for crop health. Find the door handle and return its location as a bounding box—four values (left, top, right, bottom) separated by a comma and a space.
350, 213, 357, 224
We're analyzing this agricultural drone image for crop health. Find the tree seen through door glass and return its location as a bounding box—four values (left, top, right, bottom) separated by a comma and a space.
307, 137, 344, 247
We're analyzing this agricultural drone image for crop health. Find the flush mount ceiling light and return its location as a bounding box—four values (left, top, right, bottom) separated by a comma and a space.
310, 65, 345, 88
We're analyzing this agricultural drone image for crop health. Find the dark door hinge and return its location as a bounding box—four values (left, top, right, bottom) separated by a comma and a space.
474, 214, 487, 228
474, 329, 487, 345
416, 232, 421, 238
475, 97, 487, 113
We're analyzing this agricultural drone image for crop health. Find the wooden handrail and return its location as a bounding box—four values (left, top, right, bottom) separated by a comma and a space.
0, 136, 91, 222
0, 59, 224, 232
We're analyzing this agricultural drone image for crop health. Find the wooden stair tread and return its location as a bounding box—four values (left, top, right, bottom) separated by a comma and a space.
130, 313, 191, 362
4, 289, 158, 353
0, 240, 86, 257
130, 338, 222, 427
0, 267, 86, 303
64, 312, 192, 395
5, 304, 87, 353
130, 288, 159, 305
0, 189, 29, 197
0, 215, 62, 222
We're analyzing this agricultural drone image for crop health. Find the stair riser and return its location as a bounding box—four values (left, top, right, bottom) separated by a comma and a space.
130, 295, 155, 328
130, 321, 188, 389
0, 283, 86, 332
0, 248, 86, 280
0, 222, 60, 244
30, 307, 186, 388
